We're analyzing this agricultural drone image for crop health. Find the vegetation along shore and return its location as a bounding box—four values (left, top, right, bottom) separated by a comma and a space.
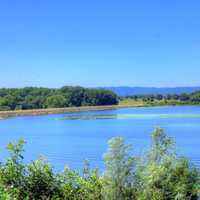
120, 90, 200, 106
1, 86, 200, 118
0, 128, 199, 200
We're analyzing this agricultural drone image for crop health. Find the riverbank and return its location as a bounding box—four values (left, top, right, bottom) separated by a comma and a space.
0, 104, 140, 118
0, 99, 199, 119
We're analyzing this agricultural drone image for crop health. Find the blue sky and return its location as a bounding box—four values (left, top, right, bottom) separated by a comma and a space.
0, 0, 200, 87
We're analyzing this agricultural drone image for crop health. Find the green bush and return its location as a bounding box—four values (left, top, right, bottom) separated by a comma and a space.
60, 162, 102, 200
103, 137, 136, 200
0, 129, 199, 200
0, 184, 12, 200
136, 128, 200, 200
25, 156, 61, 200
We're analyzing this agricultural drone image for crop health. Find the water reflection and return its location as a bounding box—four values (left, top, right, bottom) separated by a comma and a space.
60, 113, 200, 120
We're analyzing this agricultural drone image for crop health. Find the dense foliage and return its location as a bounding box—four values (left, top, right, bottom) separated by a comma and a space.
0, 129, 199, 200
123, 91, 200, 105
0, 86, 118, 111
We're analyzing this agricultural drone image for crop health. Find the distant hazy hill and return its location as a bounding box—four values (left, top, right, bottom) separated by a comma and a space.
103, 87, 200, 96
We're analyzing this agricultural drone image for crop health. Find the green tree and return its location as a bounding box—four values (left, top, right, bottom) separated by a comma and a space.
25, 156, 61, 200
0, 139, 26, 199
156, 94, 163, 100
0, 95, 16, 110
46, 95, 67, 108
136, 128, 200, 200
179, 93, 190, 101
191, 91, 200, 103
103, 137, 136, 200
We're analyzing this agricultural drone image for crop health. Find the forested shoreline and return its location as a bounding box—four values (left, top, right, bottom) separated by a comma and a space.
0, 86, 118, 111
120, 90, 200, 107
124, 90, 200, 104
1, 86, 200, 113
0, 128, 199, 200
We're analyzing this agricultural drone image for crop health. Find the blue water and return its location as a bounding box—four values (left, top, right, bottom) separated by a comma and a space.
0, 106, 200, 171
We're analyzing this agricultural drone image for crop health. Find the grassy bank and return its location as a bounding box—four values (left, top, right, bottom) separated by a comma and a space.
119, 99, 148, 107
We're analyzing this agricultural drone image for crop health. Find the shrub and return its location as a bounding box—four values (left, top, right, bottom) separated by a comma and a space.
102, 137, 136, 200
0, 129, 199, 200
136, 128, 200, 200
60, 161, 102, 200
25, 156, 62, 200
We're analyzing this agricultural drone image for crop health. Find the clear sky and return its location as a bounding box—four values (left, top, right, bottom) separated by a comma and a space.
0, 0, 200, 88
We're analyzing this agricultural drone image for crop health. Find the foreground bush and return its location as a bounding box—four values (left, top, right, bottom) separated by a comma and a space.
136, 128, 200, 200
0, 129, 199, 200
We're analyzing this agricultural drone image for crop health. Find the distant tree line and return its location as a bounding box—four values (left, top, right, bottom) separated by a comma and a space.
124, 91, 200, 103
0, 86, 118, 111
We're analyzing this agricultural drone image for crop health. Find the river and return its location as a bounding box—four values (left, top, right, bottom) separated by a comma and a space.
0, 106, 199, 171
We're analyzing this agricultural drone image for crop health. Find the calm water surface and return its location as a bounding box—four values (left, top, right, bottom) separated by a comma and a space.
0, 106, 200, 171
